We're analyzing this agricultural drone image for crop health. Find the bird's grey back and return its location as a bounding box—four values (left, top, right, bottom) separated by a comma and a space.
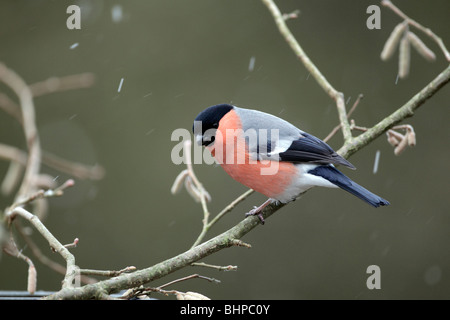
233, 107, 302, 139
233, 106, 302, 157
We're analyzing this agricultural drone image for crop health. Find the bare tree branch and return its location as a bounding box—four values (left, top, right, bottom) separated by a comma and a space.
0, 63, 41, 201
0, 63, 100, 292
43, 207, 273, 300
6, 207, 79, 290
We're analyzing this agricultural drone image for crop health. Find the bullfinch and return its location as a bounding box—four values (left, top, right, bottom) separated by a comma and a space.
193, 103, 389, 224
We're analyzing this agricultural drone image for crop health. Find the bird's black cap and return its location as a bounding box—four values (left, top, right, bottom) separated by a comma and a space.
193, 104, 234, 135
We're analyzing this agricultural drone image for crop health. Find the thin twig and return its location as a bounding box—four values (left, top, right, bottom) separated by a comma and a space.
0, 144, 105, 181
3, 234, 37, 294
7, 207, 79, 289
209, 189, 254, 228
158, 274, 220, 289
80, 266, 136, 277
0, 92, 22, 123
3, 179, 86, 287
7, 179, 75, 213
42, 151, 105, 180
1, 160, 24, 196
191, 262, 238, 271
190, 188, 254, 248
261, 0, 352, 142
0, 72, 95, 122
29, 73, 95, 97
13, 221, 97, 284
324, 94, 364, 142
120, 274, 218, 300
0, 62, 41, 202
350, 119, 369, 132
180, 140, 212, 244
63, 238, 79, 249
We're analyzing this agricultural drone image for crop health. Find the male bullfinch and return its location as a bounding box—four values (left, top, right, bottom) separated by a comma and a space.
193, 104, 389, 224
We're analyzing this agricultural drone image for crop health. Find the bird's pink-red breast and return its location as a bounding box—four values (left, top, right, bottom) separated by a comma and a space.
208, 109, 298, 199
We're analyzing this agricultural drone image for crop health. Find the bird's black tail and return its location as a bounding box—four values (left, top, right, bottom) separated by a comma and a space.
308, 165, 390, 208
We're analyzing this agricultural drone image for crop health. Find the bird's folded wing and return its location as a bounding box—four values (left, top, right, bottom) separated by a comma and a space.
272, 132, 356, 169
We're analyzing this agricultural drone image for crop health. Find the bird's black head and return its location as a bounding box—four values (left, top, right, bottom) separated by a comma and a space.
193, 104, 233, 146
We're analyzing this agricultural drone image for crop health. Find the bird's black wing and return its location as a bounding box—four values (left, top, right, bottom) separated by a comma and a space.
278, 132, 356, 169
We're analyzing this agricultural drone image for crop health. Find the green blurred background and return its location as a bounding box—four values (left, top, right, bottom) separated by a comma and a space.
0, 0, 449, 299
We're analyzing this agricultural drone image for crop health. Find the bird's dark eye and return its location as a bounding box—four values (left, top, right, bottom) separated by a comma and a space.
203, 135, 215, 146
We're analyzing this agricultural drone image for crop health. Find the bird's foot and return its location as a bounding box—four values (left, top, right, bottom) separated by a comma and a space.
245, 207, 265, 225
244, 199, 272, 225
